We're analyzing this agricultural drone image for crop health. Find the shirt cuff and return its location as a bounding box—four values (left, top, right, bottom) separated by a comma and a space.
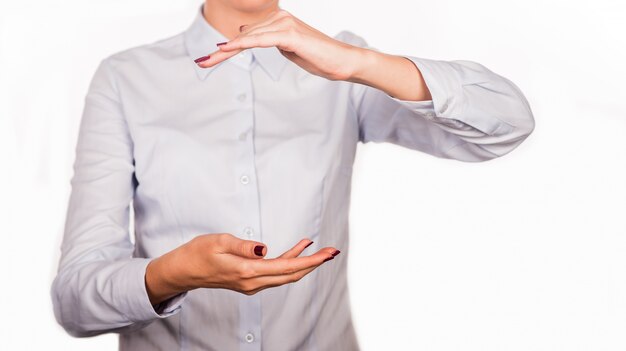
153, 291, 187, 315
387, 55, 513, 136
116, 258, 187, 322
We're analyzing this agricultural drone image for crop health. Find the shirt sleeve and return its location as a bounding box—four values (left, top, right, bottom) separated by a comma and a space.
343, 30, 535, 162
50, 58, 187, 337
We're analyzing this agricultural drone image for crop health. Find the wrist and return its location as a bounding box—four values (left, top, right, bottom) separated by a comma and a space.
145, 250, 190, 305
346, 46, 381, 85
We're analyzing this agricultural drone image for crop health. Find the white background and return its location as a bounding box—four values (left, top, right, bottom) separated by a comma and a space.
1, 0, 625, 350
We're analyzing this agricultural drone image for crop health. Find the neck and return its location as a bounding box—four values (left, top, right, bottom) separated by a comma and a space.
203, 0, 280, 40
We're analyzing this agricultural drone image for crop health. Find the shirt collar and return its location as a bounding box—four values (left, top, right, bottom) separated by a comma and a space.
184, 5, 289, 81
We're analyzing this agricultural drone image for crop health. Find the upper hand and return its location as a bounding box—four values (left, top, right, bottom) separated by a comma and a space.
195, 9, 365, 81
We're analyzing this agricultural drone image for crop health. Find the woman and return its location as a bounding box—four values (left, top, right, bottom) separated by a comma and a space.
51, 0, 535, 350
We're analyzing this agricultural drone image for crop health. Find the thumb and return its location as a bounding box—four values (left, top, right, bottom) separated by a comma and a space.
222, 234, 267, 258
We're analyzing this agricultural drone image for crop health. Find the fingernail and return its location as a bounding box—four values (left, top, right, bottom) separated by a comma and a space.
254, 245, 264, 256
331, 250, 341, 257
304, 241, 314, 249
323, 256, 334, 263
216, 41, 228, 46
239, 24, 247, 32
194, 55, 210, 63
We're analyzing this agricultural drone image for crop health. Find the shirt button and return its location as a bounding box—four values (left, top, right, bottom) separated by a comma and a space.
240, 175, 250, 185
237, 93, 246, 102
238, 131, 247, 141
245, 332, 254, 343
243, 227, 254, 237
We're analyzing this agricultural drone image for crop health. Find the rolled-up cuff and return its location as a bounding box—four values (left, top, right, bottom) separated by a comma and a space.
389, 55, 514, 136
115, 258, 187, 322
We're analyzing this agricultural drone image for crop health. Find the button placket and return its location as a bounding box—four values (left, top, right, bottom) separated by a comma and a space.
236, 64, 262, 351
233, 52, 253, 143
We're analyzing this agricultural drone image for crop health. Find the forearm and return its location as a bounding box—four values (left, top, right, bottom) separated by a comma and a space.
348, 47, 432, 102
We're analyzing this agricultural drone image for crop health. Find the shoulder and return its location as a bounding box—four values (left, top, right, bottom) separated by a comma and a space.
100, 31, 187, 74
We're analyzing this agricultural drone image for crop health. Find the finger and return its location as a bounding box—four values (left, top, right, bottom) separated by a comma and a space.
199, 30, 290, 67
196, 48, 242, 68
243, 251, 339, 295
218, 233, 267, 259
217, 31, 298, 53
249, 247, 338, 276
244, 264, 319, 295
278, 238, 314, 259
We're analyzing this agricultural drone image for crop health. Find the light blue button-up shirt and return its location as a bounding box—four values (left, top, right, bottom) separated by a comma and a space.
51, 4, 534, 351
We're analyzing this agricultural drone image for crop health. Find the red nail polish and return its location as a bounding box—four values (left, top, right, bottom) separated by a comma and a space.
216, 41, 228, 46
304, 241, 314, 249
323, 256, 334, 263
254, 245, 264, 256
331, 250, 341, 257
194, 55, 210, 63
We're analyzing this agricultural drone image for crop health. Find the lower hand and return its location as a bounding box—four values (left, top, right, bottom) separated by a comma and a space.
145, 233, 340, 305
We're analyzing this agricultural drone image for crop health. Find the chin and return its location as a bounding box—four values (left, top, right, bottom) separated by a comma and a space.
223, 0, 279, 13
